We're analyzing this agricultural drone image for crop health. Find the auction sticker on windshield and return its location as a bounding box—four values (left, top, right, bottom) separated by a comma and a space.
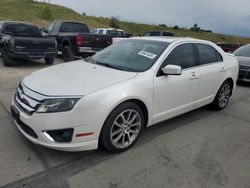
138, 50, 157, 59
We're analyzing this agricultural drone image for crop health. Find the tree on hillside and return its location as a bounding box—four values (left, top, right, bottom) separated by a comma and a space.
109, 16, 120, 29
191, 23, 201, 32
82, 12, 87, 16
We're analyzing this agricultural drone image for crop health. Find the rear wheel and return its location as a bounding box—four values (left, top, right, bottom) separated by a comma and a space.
62, 46, 74, 62
100, 102, 144, 153
2, 49, 13, 66
211, 80, 232, 110
45, 58, 54, 65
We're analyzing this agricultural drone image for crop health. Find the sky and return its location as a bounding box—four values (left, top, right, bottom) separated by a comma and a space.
44, 0, 250, 37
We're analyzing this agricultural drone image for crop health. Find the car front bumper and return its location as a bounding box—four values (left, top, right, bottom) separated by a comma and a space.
238, 66, 250, 82
7, 49, 58, 60
10, 99, 99, 152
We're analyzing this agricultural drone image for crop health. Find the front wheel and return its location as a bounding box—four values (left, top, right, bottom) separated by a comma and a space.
211, 81, 232, 110
45, 58, 54, 65
2, 49, 13, 66
100, 102, 144, 153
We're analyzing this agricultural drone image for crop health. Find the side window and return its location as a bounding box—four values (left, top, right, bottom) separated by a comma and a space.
197, 44, 222, 65
162, 43, 196, 69
98, 30, 104, 35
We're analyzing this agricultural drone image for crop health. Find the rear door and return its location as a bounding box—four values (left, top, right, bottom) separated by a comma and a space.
194, 43, 225, 107
153, 43, 200, 122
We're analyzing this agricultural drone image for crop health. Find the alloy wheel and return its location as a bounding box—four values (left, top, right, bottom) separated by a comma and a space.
110, 109, 142, 149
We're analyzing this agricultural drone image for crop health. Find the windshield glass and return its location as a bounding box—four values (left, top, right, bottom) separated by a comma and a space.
4, 24, 41, 37
234, 45, 250, 57
88, 39, 169, 72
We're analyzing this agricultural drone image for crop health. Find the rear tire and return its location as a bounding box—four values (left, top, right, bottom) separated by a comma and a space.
45, 58, 54, 65
62, 46, 74, 62
210, 80, 232, 110
100, 102, 144, 153
2, 49, 13, 66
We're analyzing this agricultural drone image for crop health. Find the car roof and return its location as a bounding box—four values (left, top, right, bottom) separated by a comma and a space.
0, 21, 37, 27
130, 36, 209, 44
94, 28, 124, 31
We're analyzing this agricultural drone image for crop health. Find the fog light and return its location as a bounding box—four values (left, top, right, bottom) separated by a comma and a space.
43, 128, 74, 143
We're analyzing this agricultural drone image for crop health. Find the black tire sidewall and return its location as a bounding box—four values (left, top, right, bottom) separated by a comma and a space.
2, 49, 12, 66
100, 102, 145, 153
45, 58, 54, 65
62, 46, 74, 62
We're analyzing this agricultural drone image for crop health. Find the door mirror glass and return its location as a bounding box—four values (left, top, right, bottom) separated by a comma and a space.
162, 65, 182, 75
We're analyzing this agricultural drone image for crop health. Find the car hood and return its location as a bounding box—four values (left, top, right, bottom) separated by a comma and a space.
22, 60, 137, 96
236, 56, 250, 67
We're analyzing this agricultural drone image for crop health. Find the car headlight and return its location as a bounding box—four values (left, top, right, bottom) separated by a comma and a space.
36, 98, 80, 113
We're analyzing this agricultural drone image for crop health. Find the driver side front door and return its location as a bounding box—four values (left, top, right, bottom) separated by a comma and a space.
153, 43, 200, 123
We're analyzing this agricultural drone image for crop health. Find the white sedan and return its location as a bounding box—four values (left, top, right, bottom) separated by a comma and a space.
11, 37, 239, 152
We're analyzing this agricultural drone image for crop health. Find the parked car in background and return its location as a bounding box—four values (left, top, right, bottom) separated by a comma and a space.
234, 44, 250, 82
45, 21, 113, 62
216, 42, 242, 52
91, 28, 126, 38
0, 21, 57, 66
11, 37, 238, 153
142, 30, 175, 37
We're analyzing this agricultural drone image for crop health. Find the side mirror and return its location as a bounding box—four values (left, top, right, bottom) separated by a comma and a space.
162, 65, 182, 75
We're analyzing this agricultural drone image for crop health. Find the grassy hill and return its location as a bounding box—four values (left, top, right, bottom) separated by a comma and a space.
1, 0, 250, 44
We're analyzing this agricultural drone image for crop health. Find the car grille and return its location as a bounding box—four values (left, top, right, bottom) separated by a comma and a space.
239, 66, 250, 79
14, 84, 43, 116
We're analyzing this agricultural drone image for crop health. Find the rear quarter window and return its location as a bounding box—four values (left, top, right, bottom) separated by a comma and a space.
197, 44, 223, 65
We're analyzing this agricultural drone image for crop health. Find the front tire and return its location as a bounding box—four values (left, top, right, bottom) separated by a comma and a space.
2, 49, 13, 66
62, 46, 75, 62
45, 58, 54, 65
211, 80, 232, 110
100, 102, 144, 153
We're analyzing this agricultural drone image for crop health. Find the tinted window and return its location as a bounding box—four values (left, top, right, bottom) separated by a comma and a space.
163, 32, 174, 36
234, 45, 250, 57
89, 40, 169, 72
3, 24, 41, 37
197, 44, 221, 64
162, 44, 196, 69
60, 23, 89, 33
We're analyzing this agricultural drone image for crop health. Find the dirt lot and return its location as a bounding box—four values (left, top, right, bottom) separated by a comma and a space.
0, 57, 249, 188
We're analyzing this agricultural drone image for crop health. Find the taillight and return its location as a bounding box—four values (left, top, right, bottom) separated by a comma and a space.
108, 37, 113, 45
76, 35, 83, 45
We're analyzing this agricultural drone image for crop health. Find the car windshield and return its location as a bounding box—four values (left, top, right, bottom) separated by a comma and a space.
4, 24, 41, 37
87, 39, 169, 72
234, 45, 250, 57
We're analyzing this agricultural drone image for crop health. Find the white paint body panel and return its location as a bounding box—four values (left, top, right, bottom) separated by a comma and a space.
12, 37, 239, 151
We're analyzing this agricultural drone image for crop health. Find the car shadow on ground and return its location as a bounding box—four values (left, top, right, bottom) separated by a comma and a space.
237, 81, 250, 87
